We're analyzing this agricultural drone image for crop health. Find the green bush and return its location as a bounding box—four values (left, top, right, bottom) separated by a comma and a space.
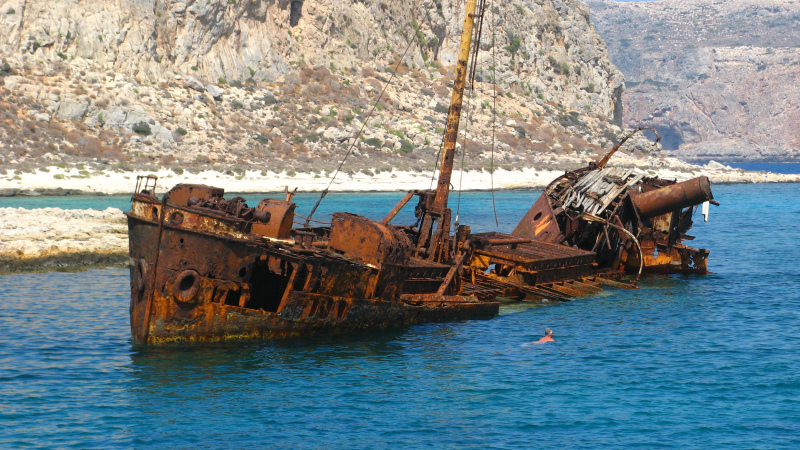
133, 122, 152, 135
176, 127, 188, 136
365, 138, 382, 148
0, 61, 11, 76
399, 139, 414, 154
434, 104, 449, 114
505, 35, 521, 56
262, 94, 278, 105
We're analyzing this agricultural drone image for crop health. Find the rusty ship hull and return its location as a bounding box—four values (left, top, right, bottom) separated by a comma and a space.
125, 161, 716, 344
510, 160, 715, 277
126, 186, 499, 344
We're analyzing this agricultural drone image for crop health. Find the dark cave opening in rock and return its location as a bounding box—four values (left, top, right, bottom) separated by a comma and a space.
650, 126, 684, 151
290, 1, 303, 27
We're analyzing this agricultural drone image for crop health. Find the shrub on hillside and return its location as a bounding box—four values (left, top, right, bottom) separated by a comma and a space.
133, 122, 151, 135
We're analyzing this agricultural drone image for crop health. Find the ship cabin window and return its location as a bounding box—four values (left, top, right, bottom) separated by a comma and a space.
224, 289, 241, 307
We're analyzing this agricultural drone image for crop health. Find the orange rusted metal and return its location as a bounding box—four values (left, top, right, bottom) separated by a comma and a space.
126, 183, 503, 343
510, 137, 716, 280
629, 176, 713, 219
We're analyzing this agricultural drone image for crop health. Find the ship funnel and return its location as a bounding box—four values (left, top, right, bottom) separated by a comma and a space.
629, 176, 714, 219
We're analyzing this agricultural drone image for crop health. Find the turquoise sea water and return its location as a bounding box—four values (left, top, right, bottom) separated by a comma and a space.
726, 162, 800, 174
2, 184, 800, 448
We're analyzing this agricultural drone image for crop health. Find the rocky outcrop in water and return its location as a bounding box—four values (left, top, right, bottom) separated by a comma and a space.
0, 207, 128, 272
587, 0, 800, 162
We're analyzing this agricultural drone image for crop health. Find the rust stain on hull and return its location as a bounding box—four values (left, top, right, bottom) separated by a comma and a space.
126, 179, 506, 344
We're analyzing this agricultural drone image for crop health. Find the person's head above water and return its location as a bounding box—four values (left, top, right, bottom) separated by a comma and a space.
545, 328, 553, 337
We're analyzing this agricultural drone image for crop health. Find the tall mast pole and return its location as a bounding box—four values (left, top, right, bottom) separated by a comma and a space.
433, 0, 478, 214
413, 0, 478, 263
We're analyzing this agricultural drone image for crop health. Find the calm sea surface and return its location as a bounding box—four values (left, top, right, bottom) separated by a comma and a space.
2, 184, 800, 448
726, 162, 800, 174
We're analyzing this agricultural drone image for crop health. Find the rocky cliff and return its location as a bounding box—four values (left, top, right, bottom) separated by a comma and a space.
0, 0, 637, 180
587, 0, 800, 162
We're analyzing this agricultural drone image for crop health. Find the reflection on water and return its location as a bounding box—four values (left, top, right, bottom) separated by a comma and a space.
2, 184, 800, 447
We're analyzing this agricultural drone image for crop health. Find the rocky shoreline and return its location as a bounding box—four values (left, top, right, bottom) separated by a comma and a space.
0, 207, 128, 273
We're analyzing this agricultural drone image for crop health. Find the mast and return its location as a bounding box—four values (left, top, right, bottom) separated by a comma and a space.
433, 0, 478, 214
418, 0, 478, 262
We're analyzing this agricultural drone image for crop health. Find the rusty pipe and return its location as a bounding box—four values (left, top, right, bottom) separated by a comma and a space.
381, 191, 417, 224
629, 176, 714, 219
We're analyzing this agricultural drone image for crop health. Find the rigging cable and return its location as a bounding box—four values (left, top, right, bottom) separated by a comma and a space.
489, 0, 499, 227
304, 12, 420, 227
429, 131, 447, 189
455, 0, 488, 224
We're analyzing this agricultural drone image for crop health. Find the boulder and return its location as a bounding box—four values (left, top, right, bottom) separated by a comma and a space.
206, 84, 223, 99
186, 76, 205, 92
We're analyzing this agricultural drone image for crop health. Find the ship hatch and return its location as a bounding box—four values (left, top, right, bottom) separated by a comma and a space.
246, 258, 295, 312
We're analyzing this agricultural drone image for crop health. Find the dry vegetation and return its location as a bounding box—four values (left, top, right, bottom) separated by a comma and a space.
0, 57, 655, 179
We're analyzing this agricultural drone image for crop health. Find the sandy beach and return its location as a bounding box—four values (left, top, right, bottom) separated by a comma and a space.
1, 156, 798, 196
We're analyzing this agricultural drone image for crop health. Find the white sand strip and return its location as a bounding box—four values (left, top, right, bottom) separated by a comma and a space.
1, 160, 798, 196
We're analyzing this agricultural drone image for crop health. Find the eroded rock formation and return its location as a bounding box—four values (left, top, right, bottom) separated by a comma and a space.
0, 0, 636, 176
588, 0, 800, 162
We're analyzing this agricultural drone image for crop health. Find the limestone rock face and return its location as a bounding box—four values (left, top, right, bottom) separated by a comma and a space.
0, 0, 635, 176
588, 0, 800, 162
0, 0, 622, 118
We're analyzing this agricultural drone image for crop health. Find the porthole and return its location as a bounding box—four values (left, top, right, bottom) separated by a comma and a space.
173, 270, 200, 303
169, 211, 184, 226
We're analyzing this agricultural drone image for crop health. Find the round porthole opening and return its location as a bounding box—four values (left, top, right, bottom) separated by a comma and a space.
169, 211, 184, 226
174, 270, 200, 303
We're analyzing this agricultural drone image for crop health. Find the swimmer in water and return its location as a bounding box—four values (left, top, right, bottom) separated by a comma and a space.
537, 328, 554, 343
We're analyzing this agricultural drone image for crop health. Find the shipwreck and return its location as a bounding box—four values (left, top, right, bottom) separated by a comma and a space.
125, 1, 716, 344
